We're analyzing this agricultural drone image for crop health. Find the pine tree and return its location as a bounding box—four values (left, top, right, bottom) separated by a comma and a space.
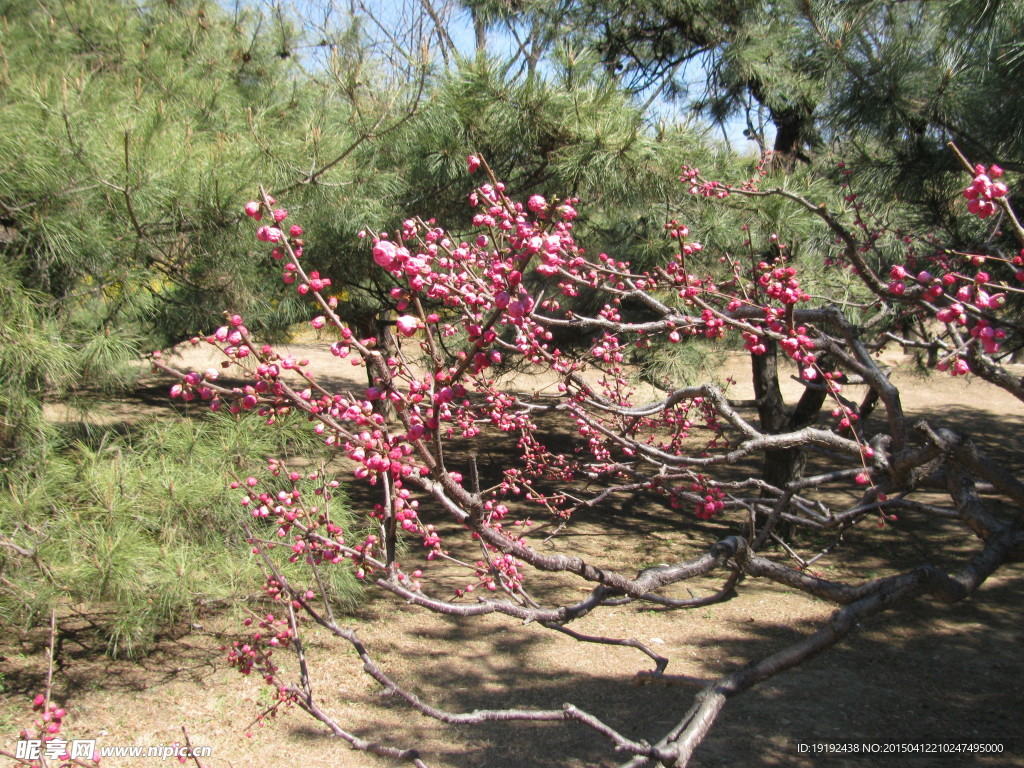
816, 0, 1024, 228
560, 0, 824, 167
0, 0, 415, 468
529, 0, 1023, 183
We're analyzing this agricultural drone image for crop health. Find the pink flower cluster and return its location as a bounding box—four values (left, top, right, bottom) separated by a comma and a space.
14, 694, 100, 765
884, 256, 1011, 368
682, 166, 728, 198
963, 164, 1008, 219
757, 263, 809, 305
693, 484, 726, 520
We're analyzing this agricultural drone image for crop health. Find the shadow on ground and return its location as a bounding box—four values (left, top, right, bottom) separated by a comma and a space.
18, 364, 1023, 768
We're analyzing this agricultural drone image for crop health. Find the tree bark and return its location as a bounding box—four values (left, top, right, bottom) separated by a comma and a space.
473, 9, 486, 54
354, 310, 397, 421
751, 341, 830, 537
752, 340, 792, 490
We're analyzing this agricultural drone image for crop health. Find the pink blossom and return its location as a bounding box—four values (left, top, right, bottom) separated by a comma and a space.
395, 315, 419, 337
373, 240, 398, 269
256, 226, 284, 243
964, 170, 1006, 219
467, 155, 481, 173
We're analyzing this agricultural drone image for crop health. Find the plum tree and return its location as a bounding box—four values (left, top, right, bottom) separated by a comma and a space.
152, 146, 1024, 766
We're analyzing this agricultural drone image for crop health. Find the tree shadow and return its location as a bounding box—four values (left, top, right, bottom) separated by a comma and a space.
2, 613, 226, 700
298, 562, 1024, 768
697, 571, 1024, 767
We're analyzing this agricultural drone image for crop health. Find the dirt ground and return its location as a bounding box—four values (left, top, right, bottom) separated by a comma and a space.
6, 347, 1024, 768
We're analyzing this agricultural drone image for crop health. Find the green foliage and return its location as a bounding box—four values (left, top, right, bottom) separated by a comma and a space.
559, 0, 823, 162
816, 0, 1024, 238
0, 0, 401, 345
0, 1, 728, 659
633, 335, 730, 391
392, 51, 684, 218
0, 0, 399, 466
0, 268, 78, 475
0, 411, 362, 657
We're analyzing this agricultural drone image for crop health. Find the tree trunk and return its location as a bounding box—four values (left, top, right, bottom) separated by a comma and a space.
354, 310, 397, 421
751, 339, 792, 491
473, 10, 486, 54
746, 78, 814, 170
751, 342, 830, 539
769, 105, 813, 171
